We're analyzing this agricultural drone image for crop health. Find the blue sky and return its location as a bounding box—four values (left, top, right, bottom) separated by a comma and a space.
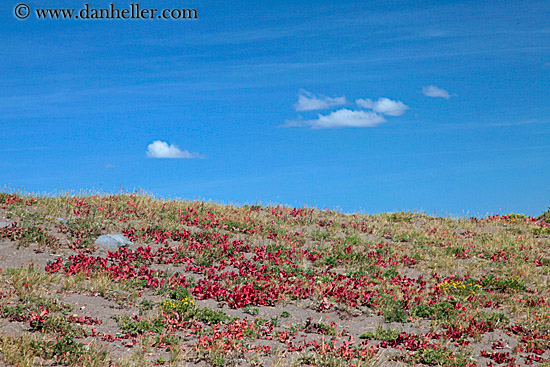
1, 0, 549, 217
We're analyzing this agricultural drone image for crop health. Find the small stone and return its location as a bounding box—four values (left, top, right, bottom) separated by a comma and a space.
95, 234, 133, 248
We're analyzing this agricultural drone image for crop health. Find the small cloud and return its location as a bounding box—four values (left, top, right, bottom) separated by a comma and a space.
285, 108, 386, 129
104, 163, 116, 169
146, 140, 202, 159
356, 97, 409, 116
294, 89, 347, 111
422, 85, 452, 99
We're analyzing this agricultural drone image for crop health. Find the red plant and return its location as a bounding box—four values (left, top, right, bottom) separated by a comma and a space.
29, 309, 49, 330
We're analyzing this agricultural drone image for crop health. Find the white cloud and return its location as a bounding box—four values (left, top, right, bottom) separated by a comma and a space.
294, 90, 347, 111
286, 109, 386, 129
355, 97, 409, 116
422, 85, 452, 99
146, 141, 202, 159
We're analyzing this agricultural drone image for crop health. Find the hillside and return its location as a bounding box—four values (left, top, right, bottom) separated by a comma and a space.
1, 192, 549, 366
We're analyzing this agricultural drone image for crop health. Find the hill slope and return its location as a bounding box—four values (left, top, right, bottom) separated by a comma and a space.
1, 192, 549, 366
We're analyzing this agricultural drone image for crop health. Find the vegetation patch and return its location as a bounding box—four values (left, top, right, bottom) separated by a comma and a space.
0, 192, 549, 366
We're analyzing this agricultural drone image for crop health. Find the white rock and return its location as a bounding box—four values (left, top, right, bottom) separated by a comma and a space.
95, 234, 133, 248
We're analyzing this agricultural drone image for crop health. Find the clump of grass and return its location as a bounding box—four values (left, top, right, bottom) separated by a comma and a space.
360, 327, 400, 341
62, 270, 140, 304
6, 265, 60, 297
0, 333, 39, 367
0, 334, 109, 367
1, 304, 29, 321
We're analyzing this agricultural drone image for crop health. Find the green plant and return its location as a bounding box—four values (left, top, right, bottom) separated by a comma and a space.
17, 226, 60, 249
155, 334, 179, 347
311, 230, 331, 241
43, 315, 87, 337
405, 345, 473, 367
537, 207, 550, 222
113, 315, 165, 336
414, 345, 454, 365
169, 285, 191, 300
382, 268, 399, 280
360, 327, 400, 341
21, 294, 72, 314
195, 307, 230, 325
270, 316, 280, 327
505, 213, 527, 220
139, 299, 154, 311
243, 305, 259, 316
344, 233, 362, 245
161, 297, 194, 316
533, 227, 550, 235
321, 254, 339, 267
317, 322, 337, 336
154, 356, 167, 365
30, 335, 97, 365
388, 212, 413, 222
438, 278, 483, 296
411, 301, 456, 321
382, 299, 408, 323
480, 275, 526, 292
1, 305, 29, 321
480, 311, 509, 326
